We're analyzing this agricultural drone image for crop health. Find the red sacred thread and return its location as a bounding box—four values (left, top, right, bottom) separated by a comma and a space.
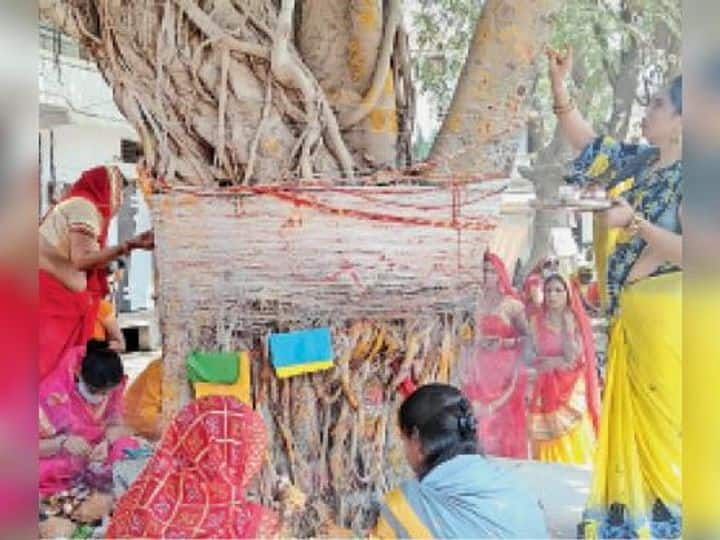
152, 182, 500, 232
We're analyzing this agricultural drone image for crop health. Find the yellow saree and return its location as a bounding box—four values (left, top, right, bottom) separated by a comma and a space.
582, 272, 681, 538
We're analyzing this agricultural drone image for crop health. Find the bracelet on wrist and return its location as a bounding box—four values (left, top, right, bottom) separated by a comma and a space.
553, 98, 576, 115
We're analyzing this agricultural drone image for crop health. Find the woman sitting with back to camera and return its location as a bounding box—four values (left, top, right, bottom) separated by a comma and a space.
322, 383, 548, 539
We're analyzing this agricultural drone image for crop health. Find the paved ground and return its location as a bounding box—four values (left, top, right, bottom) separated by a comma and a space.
494, 458, 591, 538
121, 350, 159, 383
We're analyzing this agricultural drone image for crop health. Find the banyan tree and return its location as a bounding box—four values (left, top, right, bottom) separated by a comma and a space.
40, 0, 561, 535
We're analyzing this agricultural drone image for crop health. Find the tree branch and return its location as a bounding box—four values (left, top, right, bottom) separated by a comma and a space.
270, 0, 354, 179
338, 0, 402, 128
175, 0, 271, 59
393, 24, 415, 167
593, 22, 617, 86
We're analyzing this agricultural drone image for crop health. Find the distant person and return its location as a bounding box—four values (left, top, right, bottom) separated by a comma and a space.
108, 258, 127, 304
526, 274, 601, 465
461, 252, 529, 459
522, 257, 560, 317
571, 267, 601, 317
321, 384, 548, 539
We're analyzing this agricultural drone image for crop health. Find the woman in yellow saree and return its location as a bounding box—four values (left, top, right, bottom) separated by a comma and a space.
548, 45, 682, 538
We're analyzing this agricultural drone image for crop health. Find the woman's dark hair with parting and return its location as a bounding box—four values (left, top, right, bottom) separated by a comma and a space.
81, 339, 124, 391
544, 273, 571, 303
398, 383, 480, 479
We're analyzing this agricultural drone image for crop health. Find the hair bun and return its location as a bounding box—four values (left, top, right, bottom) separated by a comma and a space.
457, 413, 477, 438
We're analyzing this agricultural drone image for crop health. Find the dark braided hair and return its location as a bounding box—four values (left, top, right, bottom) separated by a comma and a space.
398, 383, 480, 479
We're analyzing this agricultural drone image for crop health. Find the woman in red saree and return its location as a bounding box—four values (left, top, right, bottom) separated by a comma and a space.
527, 274, 601, 465
461, 252, 530, 459
108, 396, 280, 539
38, 166, 154, 381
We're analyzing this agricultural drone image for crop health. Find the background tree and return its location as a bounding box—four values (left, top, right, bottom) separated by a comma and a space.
412, 0, 680, 271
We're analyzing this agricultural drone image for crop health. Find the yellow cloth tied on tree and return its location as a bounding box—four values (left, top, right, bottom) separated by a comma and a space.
193, 352, 252, 406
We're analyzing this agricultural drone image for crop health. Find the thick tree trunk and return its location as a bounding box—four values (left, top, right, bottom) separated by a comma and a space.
297, 0, 409, 172
40, 0, 412, 184
429, 0, 562, 176
41, 0, 558, 182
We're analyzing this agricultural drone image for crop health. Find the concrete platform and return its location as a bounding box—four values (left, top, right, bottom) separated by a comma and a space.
121, 349, 160, 383
493, 458, 591, 538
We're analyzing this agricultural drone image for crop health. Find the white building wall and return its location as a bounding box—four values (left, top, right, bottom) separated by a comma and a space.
129, 191, 154, 311
39, 37, 154, 312
39, 48, 127, 125
39, 123, 137, 215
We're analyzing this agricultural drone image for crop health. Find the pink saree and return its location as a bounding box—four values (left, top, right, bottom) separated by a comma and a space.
38, 345, 134, 496
529, 283, 601, 436
462, 253, 529, 459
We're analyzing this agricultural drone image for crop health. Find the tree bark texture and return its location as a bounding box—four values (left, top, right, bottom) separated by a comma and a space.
430, 0, 561, 176
39, 0, 414, 185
